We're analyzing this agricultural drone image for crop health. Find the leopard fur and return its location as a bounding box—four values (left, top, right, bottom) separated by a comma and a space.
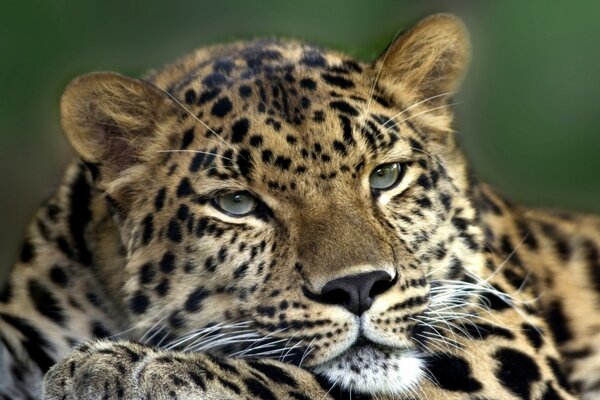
0, 14, 599, 400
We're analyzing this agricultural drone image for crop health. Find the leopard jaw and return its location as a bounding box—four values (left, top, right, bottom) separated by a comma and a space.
312, 343, 424, 395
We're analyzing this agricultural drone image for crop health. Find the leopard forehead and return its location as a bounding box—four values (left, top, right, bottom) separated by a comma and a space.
147, 39, 429, 198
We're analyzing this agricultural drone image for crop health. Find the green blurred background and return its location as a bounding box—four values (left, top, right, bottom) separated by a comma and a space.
2, 1, 600, 281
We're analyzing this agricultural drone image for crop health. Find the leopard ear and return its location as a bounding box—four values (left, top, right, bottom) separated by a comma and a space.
60, 72, 174, 187
374, 14, 470, 103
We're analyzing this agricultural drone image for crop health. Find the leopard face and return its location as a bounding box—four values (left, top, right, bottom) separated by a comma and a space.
61, 15, 479, 395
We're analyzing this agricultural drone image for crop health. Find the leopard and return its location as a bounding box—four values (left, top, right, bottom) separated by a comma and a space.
0, 13, 599, 399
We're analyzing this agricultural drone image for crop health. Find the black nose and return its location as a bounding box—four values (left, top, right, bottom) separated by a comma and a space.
315, 271, 395, 315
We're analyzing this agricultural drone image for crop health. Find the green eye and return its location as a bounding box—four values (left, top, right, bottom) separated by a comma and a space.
369, 162, 402, 191
214, 191, 257, 216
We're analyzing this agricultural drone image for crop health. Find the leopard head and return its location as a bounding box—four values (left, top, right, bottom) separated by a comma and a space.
61, 14, 481, 395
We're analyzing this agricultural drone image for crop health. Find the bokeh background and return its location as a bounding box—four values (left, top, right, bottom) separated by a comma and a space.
2, 1, 600, 282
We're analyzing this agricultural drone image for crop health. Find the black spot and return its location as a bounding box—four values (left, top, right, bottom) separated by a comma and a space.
460, 322, 515, 340
185, 287, 208, 312
231, 118, 249, 143
177, 204, 189, 221
195, 218, 208, 238
300, 78, 317, 90
416, 174, 432, 190
332, 140, 347, 156
547, 300, 572, 344
521, 323, 543, 349
141, 214, 154, 245
0, 281, 12, 303
91, 321, 111, 338
546, 356, 572, 393
218, 247, 228, 263
188, 371, 207, 391
539, 222, 571, 261
155, 279, 170, 297
233, 263, 249, 279
167, 219, 182, 243
160, 252, 176, 273
321, 73, 354, 89
286, 135, 297, 144
584, 239, 600, 295
19, 240, 35, 263
211, 97, 233, 117
239, 85, 252, 98
28, 280, 65, 326
495, 347, 541, 399
300, 51, 326, 67
49, 265, 69, 287
189, 152, 205, 173
130, 291, 150, 314
426, 353, 482, 392
313, 110, 325, 122
214, 58, 234, 74
177, 178, 193, 197
140, 263, 156, 284
68, 169, 93, 266
262, 150, 274, 163
237, 149, 253, 178
415, 196, 432, 208
503, 268, 526, 290
204, 256, 216, 272
373, 95, 391, 107
440, 193, 452, 210
198, 88, 221, 105
216, 377, 241, 394
338, 115, 355, 145
442, 256, 462, 279
542, 384, 561, 400
181, 128, 195, 149
274, 156, 291, 171
409, 137, 424, 151
0, 312, 54, 372
184, 89, 196, 105
202, 72, 227, 88
244, 49, 282, 68
169, 312, 185, 329
516, 220, 539, 250
154, 187, 166, 211
329, 100, 358, 116
244, 378, 277, 400
451, 216, 469, 231
249, 135, 263, 147
247, 361, 297, 387
289, 392, 312, 400
480, 284, 512, 311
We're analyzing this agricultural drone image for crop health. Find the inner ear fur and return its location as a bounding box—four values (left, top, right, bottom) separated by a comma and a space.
375, 14, 471, 102
60, 72, 173, 183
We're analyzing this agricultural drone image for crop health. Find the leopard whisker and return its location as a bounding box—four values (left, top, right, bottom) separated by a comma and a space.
381, 91, 456, 128
137, 313, 170, 343
364, 27, 405, 119
188, 332, 262, 353
386, 102, 461, 131
230, 338, 289, 358
165, 322, 252, 350
299, 339, 316, 367
156, 149, 234, 162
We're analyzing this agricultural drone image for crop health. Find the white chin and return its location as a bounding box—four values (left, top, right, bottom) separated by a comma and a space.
312, 345, 424, 395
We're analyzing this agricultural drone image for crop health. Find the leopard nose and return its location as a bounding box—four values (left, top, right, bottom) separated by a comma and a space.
316, 271, 395, 315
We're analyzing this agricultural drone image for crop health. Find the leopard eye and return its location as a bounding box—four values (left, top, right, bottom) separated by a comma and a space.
369, 162, 402, 191
213, 191, 257, 216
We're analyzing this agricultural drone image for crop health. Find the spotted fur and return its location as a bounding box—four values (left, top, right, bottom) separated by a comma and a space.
0, 14, 599, 400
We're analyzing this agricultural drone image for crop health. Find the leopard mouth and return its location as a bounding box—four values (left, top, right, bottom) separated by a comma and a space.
311, 336, 424, 395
